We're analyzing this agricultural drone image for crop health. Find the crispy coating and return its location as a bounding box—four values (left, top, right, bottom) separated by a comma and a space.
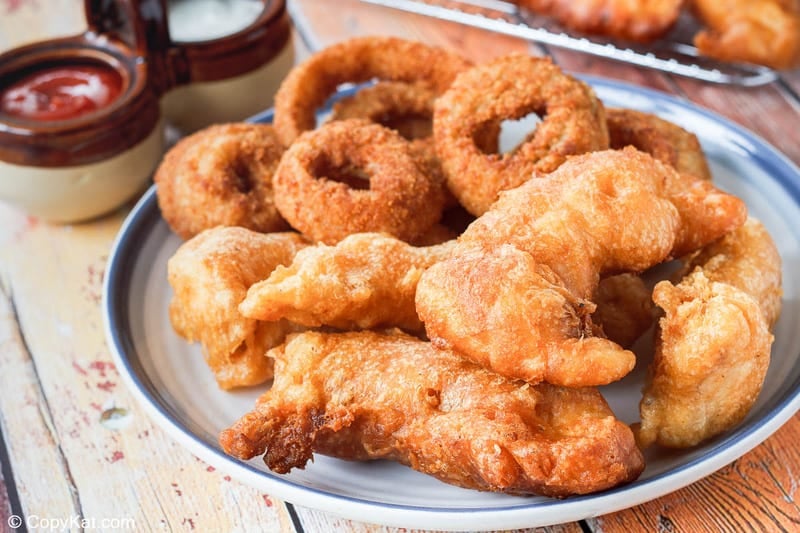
273, 36, 471, 146
220, 330, 645, 497
155, 123, 288, 240
239, 233, 456, 333
690, 0, 800, 69
167, 227, 308, 389
594, 273, 657, 348
434, 54, 609, 215
416, 148, 747, 387
680, 217, 783, 328
272, 119, 446, 245
517, 0, 684, 43
638, 218, 782, 448
330, 81, 437, 141
329, 81, 473, 210
607, 108, 712, 181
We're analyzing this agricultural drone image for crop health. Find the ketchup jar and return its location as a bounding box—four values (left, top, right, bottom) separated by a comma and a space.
0, 1, 165, 223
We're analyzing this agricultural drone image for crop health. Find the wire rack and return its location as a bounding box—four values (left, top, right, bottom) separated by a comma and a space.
360, 0, 778, 87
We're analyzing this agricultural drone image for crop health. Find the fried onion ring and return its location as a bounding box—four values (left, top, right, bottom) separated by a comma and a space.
154, 123, 288, 240
433, 54, 609, 215
329, 81, 500, 210
329, 81, 437, 141
272, 119, 446, 244
607, 108, 712, 181
273, 36, 471, 146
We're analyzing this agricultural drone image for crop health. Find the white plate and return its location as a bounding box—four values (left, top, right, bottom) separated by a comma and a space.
103, 77, 800, 531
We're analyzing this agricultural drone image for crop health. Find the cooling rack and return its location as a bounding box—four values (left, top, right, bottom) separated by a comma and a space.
360, 0, 778, 87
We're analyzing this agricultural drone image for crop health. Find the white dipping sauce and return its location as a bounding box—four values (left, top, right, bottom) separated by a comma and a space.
168, 0, 264, 42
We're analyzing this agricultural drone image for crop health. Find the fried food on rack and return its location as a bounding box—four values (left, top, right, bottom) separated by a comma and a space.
517, 0, 684, 43
638, 218, 782, 448
154, 123, 289, 240
219, 330, 645, 497
239, 233, 456, 333
607, 108, 712, 181
593, 273, 657, 348
416, 148, 747, 387
167, 227, 308, 389
689, 0, 800, 69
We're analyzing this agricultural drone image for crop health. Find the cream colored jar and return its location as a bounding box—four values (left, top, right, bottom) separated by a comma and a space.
0, 119, 164, 222
160, 39, 294, 132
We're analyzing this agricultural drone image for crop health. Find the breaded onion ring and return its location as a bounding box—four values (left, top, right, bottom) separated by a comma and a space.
329, 81, 500, 210
607, 108, 712, 181
272, 119, 446, 244
155, 123, 288, 240
273, 36, 471, 146
330, 81, 437, 141
434, 54, 609, 215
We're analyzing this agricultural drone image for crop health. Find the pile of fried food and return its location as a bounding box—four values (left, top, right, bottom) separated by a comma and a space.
511, 0, 800, 70
155, 36, 783, 498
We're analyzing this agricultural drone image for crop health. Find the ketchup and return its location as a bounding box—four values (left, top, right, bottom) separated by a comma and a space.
0, 63, 123, 121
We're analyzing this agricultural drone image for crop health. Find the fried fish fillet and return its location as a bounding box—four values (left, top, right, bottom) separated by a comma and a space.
239, 233, 456, 333
416, 148, 746, 387
637, 218, 781, 448
167, 227, 308, 389
518, 0, 684, 43
220, 330, 645, 497
690, 0, 800, 69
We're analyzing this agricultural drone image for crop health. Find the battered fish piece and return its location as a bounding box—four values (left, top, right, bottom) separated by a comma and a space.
220, 330, 645, 497
680, 217, 782, 328
167, 227, 308, 389
239, 233, 455, 333
638, 218, 781, 448
416, 148, 746, 387
690, 0, 800, 69
518, 0, 684, 43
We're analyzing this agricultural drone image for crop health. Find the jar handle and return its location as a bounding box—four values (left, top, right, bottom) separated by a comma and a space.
83, 0, 179, 93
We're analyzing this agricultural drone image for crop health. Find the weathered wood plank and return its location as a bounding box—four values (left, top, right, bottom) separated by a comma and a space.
780, 71, 800, 98
667, 77, 800, 165
0, 204, 295, 532
0, 0, 85, 50
293, 504, 584, 533
589, 415, 800, 532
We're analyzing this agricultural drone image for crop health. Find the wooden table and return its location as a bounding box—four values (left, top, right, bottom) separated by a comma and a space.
1, 0, 799, 531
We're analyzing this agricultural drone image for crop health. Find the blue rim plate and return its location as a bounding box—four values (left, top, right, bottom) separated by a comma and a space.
102, 76, 800, 531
